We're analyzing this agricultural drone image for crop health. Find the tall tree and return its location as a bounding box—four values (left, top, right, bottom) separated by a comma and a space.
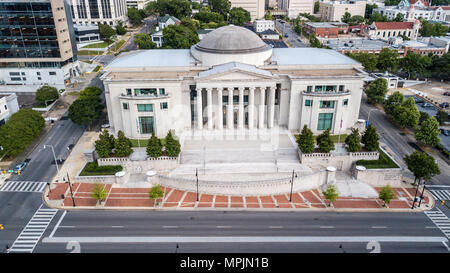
345, 52, 378, 72
208, 0, 231, 19
435, 110, 449, 125
369, 12, 388, 24
365, 78, 388, 104
147, 133, 162, 158
392, 97, 420, 128
316, 128, 335, 153
35, 85, 59, 104
134, 33, 157, 49
115, 21, 127, 35
68, 98, 100, 127
98, 23, 116, 41
361, 124, 379, 151
162, 24, 199, 49
345, 128, 362, 152
404, 151, 440, 184
400, 50, 432, 80
154, 0, 192, 19
314, 1, 320, 13
228, 7, 251, 26
341, 12, 352, 23
323, 185, 339, 207
394, 13, 404, 22
365, 3, 378, 19
383, 91, 404, 116
297, 125, 315, 153
114, 130, 133, 157
419, 111, 429, 125
377, 48, 398, 72
414, 116, 441, 147
128, 7, 143, 26
95, 129, 115, 158
165, 130, 181, 157
309, 33, 322, 48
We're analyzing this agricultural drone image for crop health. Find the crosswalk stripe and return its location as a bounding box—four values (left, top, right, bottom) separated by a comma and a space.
425, 208, 450, 240
0, 181, 48, 192
429, 190, 450, 201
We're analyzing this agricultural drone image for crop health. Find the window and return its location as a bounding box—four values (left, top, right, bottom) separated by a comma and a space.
320, 101, 335, 108
135, 88, 156, 96
37, 72, 41, 75
21, 72, 25, 75
126, 88, 132, 96
9, 72, 20, 76
49, 71, 56, 75
223, 96, 229, 105
305, 99, 312, 106
343, 99, 348, 106
318, 113, 333, 130
4, 105, 7, 110
138, 116, 154, 134
306, 86, 312, 92
10, 77, 21, 81
122, 103, 129, 110
339, 85, 344, 92
159, 88, 165, 95
137, 104, 153, 112
314, 85, 336, 92
160, 102, 168, 109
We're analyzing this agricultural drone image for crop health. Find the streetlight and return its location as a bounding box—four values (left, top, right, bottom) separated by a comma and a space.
43, 144, 59, 174
411, 178, 423, 209
418, 180, 426, 207
289, 170, 298, 202
196, 168, 199, 202
63, 172, 76, 207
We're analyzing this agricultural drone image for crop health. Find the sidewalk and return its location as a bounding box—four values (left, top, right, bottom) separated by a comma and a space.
44, 182, 433, 211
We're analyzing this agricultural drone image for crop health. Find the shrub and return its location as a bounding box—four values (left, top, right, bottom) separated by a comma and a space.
323, 185, 339, 206
95, 129, 115, 158
361, 124, 379, 151
114, 130, 133, 157
147, 133, 162, 158
81, 160, 122, 176
35, 85, 59, 104
90, 184, 108, 202
165, 130, 181, 157
379, 185, 395, 206
345, 128, 362, 152
316, 128, 335, 153
297, 125, 315, 154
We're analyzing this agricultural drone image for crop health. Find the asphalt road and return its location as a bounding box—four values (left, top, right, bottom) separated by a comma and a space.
0, 73, 104, 252
274, 20, 306, 48
122, 17, 157, 51
32, 210, 449, 253
359, 93, 449, 186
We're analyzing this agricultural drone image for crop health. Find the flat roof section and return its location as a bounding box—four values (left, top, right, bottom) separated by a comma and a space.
271, 48, 359, 65
106, 49, 192, 68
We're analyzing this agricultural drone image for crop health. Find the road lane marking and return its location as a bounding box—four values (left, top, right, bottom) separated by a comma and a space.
42, 236, 449, 244
268, 226, 283, 229
49, 211, 66, 238
319, 226, 334, 228
216, 226, 232, 228
371, 226, 387, 229
111, 226, 124, 228
59, 226, 76, 228
425, 226, 438, 229
163, 226, 178, 228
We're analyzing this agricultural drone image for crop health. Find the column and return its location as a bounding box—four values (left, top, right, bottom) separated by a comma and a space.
217, 88, 223, 129
248, 87, 255, 129
197, 88, 203, 130
238, 87, 244, 129
259, 87, 266, 129
207, 88, 213, 130
268, 86, 276, 128
227, 89, 234, 129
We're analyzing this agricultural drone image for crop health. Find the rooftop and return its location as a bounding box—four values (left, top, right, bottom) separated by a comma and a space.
106, 49, 192, 68
373, 21, 416, 30
158, 14, 180, 24
198, 62, 274, 78
271, 48, 359, 65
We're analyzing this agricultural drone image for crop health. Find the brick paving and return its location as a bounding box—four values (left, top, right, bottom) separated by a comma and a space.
48, 182, 432, 210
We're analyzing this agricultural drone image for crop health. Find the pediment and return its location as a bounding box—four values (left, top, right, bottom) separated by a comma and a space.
196, 62, 277, 82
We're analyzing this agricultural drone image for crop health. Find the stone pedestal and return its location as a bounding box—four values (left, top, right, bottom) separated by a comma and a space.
83, 149, 96, 163
322, 166, 336, 191
115, 171, 126, 184
146, 170, 157, 185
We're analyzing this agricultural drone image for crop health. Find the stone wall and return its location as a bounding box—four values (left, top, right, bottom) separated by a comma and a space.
151, 171, 328, 196
352, 166, 403, 187
97, 156, 179, 172
298, 149, 379, 171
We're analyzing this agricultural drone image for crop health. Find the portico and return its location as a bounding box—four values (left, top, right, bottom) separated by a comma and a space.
195, 85, 277, 130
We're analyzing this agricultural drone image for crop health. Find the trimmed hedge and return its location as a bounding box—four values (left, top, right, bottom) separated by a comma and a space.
356, 149, 399, 169
79, 161, 122, 176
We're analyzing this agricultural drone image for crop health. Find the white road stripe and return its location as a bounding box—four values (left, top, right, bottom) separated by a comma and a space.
42, 236, 449, 244
371, 226, 387, 229
163, 226, 179, 228
320, 226, 334, 228
0, 181, 47, 192
268, 226, 283, 229
49, 211, 66, 238
216, 226, 232, 228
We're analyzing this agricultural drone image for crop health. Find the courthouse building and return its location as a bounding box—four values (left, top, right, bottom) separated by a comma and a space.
102, 25, 366, 138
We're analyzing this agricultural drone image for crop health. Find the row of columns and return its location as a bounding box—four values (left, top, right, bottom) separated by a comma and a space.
196, 86, 276, 130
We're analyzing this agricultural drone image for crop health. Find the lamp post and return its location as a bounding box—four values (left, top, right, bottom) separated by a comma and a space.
63, 172, 76, 207
196, 168, 199, 202
418, 180, 426, 207
411, 178, 423, 209
289, 170, 298, 202
44, 145, 59, 174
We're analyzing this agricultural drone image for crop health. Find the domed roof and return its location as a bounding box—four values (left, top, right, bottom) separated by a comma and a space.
194, 25, 270, 54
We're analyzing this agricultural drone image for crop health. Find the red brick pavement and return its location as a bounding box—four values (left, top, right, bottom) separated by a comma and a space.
48, 182, 433, 210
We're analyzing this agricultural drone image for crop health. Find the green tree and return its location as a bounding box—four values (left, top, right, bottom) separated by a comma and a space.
264, 10, 272, 20
114, 130, 133, 157
165, 130, 181, 157
316, 128, 335, 153
383, 91, 404, 116
147, 133, 162, 158
379, 185, 396, 206
345, 52, 378, 72
95, 129, 115, 158
415, 116, 441, 147
208, 0, 231, 18
341, 12, 352, 23
400, 50, 432, 80
392, 97, 420, 128
134, 33, 157, 49
68, 97, 101, 127
149, 184, 165, 207
115, 20, 127, 35
419, 20, 449, 37
128, 7, 143, 26
404, 151, 440, 184
309, 33, 321, 48
98, 23, 116, 41
345, 128, 362, 152
429, 52, 450, 81
377, 48, 398, 72
323, 184, 339, 207
229, 7, 251, 26
79, 86, 102, 99
91, 184, 108, 203
297, 125, 315, 153
35, 85, 59, 104
394, 13, 404, 22
349, 15, 365, 26
162, 24, 199, 49
193, 10, 225, 24
0, 109, 45, 157
365, 3, 378, 19
368, 11, 388, 24
361, 124, 379, 151
155, 0, 192, 18
365, 78, 388, 104
419, 111, 429, 125
314, 1, 320, 13
435, 110, 449, 125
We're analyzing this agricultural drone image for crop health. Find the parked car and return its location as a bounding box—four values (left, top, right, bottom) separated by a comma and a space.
413, 96, 423, 103
440, 102, 449, 108
284, 34, 288, 38
101, 123, 110, 129
443, 92, 450, 96
14, 162, 27, 174
441, 129, 450, 136
422, 103, 434, 108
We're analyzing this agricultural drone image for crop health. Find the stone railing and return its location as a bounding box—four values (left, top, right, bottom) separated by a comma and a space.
73, 166, 117, 184
151, 171, 327, 196
98, 157, 130, 166
298, 149, 379, 171
97, 155, 179, 171
351, 164, 403, 187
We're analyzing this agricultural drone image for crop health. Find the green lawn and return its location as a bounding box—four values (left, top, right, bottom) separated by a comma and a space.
356, 149, 399, 169
78, 50, 103, 56
92, 65, 102, 72
81, 41, 111, 48
107, 39, 126, 54
130, 138, 166, 148
294, 134, 347, 144
79, 162, 123, 176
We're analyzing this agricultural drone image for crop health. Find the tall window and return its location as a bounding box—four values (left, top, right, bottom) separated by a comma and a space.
305, 99, 312, 106
135, 88, 157, 96
137, 104, 153, 112
139, 116, 154, 134
314, 85, 337, 92
320, 101, 335, 108
317, 113, 333, 130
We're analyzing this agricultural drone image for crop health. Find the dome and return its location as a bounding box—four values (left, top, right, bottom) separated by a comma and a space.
194, 25, 270, 54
